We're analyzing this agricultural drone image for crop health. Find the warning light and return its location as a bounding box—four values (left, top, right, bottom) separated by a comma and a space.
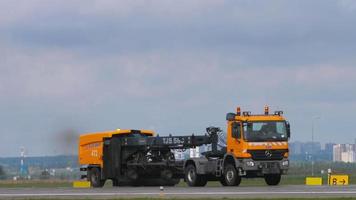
236, 107, 241, 116
264, 106, 269, 115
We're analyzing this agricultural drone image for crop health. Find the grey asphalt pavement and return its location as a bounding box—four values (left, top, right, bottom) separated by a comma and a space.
1, 185, 356, 199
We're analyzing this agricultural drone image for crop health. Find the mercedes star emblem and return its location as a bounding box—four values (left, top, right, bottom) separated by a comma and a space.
265, 150, 273, 157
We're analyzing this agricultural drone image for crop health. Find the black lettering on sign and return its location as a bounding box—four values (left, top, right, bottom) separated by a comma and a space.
341, 179, 346, 185
332, 178, 337, 185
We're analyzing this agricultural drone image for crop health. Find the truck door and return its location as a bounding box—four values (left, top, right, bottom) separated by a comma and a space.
230, 122, 243, 158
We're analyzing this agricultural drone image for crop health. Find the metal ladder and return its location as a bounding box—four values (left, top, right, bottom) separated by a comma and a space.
215, 159, 223, 177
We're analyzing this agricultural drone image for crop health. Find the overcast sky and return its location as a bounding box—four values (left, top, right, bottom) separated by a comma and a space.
1, 0, 356, 157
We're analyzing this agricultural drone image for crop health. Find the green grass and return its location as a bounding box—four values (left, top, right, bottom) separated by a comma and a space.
0, 175, 354, 188
0, 180, 72, 188
177, 175, 354, 187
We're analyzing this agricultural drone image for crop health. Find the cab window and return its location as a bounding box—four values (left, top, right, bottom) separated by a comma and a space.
231, 122, 241, 139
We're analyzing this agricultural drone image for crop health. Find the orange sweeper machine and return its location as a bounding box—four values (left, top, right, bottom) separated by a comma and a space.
79, 106, 291, 187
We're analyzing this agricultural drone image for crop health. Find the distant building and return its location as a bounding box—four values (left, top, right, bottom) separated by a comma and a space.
333, 144, 342, 162
289, 141, 328, 161
289, 141, 321, 155
303, 142, 321, 155
324, 143, 335, 161
325, 143, 335, 153
289, 141, 303, 155
333, 144, 356, 163
341, 151, 355, 163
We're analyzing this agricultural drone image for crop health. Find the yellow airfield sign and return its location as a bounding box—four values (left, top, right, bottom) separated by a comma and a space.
328, 174, 349, 185
305, 177, 322, 185
73, 181, 91, 188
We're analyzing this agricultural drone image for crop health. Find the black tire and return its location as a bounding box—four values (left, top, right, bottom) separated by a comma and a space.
220, 177, 228, 186
223, 164, 241, 186
88, 168, 105, 188
185, 164, 207, 187
112, 179, 119, 187
196, 175, 207, 187
264, 174, 281, 186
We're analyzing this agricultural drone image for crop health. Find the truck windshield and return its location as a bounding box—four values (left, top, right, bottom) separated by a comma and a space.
243, 121, 287, 142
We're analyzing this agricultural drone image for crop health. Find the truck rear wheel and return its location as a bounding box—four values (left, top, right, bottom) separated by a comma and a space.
264, 174, 281, 186
185, 164, 207, 187
220, 177, 228, 186
88, 168, 105, 188
223, 164, 241, 186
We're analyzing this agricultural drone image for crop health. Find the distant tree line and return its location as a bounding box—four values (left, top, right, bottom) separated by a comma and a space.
0, 155, 78, 169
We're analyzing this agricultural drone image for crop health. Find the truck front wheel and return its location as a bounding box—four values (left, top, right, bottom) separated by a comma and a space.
223, 164, 241, 186
264, 174, 281, 186
88, 168, 105, 188
185, 164, 207, 187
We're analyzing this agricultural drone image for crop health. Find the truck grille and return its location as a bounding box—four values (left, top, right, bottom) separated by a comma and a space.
247, 149, 287, 161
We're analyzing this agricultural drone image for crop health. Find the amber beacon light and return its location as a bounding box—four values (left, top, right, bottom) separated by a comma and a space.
264, 105, 269, 115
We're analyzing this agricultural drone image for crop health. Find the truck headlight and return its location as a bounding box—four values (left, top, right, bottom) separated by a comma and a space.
282, 160, 289, 166
246, 161, 255, 167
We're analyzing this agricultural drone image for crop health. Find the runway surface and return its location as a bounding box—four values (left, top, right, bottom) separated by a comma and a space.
1, 185, 356, 199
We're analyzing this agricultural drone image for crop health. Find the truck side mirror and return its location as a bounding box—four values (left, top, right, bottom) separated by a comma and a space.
286, 121, 291, 138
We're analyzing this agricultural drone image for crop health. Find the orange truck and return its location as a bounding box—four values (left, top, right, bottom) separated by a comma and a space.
79, 106, 290, 187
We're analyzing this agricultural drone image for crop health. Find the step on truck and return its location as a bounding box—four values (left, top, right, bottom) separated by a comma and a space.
79, 106, 290, 187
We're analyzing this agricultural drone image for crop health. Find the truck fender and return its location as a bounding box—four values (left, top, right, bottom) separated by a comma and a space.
222, 153, 239, 173
183, 158, 209, 175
